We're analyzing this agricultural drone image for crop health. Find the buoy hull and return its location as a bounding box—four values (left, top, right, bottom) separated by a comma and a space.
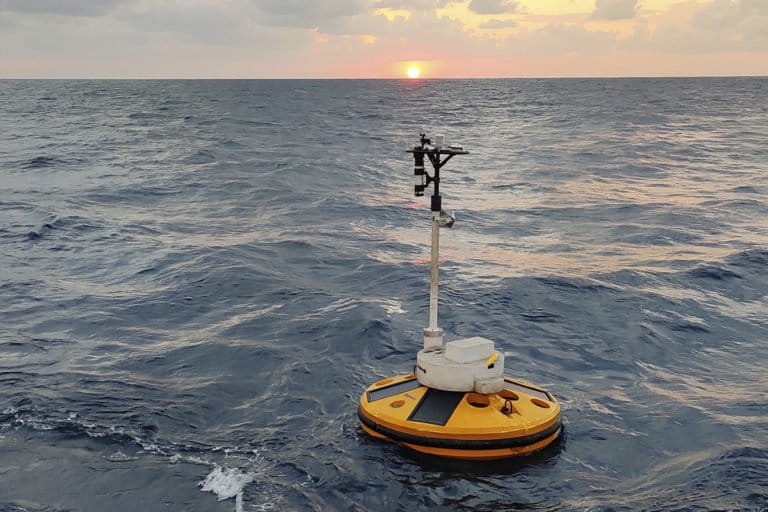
359, 374, 562, 460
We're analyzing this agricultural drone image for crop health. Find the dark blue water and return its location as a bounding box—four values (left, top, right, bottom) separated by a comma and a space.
1, 78, 767, 511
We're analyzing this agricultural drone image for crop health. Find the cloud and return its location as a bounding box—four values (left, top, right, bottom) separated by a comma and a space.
477, 18, 517, 29
468, 0, 518, 15
516, 23, 617, 55
252, 0, 369, 27
374, 0, 449, 8
121, 2, 255, 45
591, 0, 637, 20
649, 0, 768, 53
740, 0, 768, 15
0, 0, 132, 17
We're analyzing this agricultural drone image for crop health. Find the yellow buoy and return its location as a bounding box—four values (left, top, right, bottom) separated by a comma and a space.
359, 134, 563, 459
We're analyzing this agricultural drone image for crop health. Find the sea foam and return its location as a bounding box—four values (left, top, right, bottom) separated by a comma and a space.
199, 466, 256, 512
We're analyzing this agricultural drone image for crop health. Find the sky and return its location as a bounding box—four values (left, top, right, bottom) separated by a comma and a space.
0, 0, 766, 78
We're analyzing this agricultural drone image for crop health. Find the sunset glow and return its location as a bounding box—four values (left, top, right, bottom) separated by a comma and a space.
0, 0, 766, 78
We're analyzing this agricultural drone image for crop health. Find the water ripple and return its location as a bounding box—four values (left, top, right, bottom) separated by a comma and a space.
0, 77, 766, 511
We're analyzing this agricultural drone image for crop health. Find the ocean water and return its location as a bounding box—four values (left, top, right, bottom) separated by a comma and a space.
0, 78, 766, 511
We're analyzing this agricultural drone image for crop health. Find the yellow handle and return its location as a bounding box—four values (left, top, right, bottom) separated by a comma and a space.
485, 352, 499, 367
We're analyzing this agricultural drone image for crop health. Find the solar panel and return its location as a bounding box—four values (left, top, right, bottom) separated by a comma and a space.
408, 389, 465, 426
367, 378, 423, 402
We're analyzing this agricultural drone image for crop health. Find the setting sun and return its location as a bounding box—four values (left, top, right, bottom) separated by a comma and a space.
406, 66, 420, 79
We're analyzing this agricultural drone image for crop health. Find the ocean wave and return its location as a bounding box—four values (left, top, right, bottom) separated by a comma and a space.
1, 77, 766, 511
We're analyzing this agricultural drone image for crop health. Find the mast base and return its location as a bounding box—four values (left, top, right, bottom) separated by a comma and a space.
417, 337, 504, 393
422, 327, 444, 350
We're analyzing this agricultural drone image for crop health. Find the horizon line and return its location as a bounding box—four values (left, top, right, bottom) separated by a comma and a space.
2, 74, 767, 80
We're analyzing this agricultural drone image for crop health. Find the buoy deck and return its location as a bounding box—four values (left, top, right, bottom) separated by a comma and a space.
359, 374, 562, 460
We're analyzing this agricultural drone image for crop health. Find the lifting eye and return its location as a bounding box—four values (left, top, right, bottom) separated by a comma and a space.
501, 399, 515, 415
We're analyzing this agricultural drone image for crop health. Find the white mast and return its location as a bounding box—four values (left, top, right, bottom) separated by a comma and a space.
423, 209, 443, 350
409, 133, 504, 395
